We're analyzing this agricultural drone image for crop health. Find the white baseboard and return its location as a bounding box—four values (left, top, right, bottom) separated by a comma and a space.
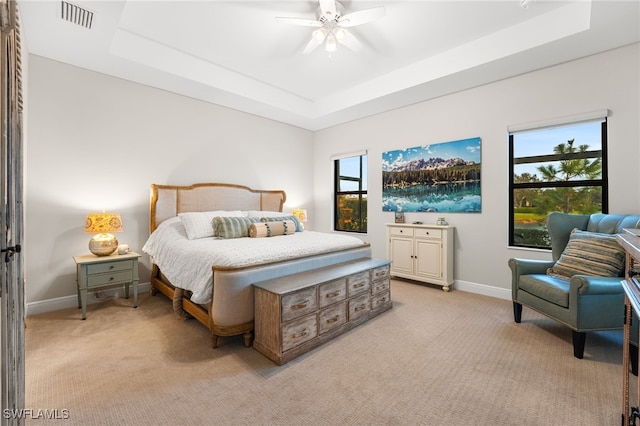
27, 282, 152, 317
454, 279, 511, 300
27, 279, 510, 317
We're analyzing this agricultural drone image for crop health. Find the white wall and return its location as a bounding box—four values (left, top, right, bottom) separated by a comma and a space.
25, 55, 314, 307
24, 44, 640, 311
313, 43, 640, 299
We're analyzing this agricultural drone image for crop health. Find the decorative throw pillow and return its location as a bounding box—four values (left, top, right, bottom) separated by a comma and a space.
546, 229, 626, 278
260, 216, 304, 232
213, 216, 259, 239
249, 220, 296, 238
178, 210, 245, 240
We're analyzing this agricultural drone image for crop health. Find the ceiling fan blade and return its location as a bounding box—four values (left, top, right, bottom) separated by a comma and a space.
303, 37, 323, 54
338, 6, 385, 27
275, 16, 322, 27
319, 0, 337, 20
336, 29, 362, 52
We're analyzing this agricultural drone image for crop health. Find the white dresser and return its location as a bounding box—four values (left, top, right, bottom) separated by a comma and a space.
386, 223, 454, 291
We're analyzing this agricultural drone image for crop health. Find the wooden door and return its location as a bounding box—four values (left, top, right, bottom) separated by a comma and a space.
0, 0, 24, 424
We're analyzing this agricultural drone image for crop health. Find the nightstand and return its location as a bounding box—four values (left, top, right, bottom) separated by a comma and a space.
73, 251, 141, 319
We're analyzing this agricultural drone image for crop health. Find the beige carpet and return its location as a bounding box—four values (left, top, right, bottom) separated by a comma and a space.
25, 280, 634, 425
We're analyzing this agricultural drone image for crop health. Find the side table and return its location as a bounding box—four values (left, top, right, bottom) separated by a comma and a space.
72, 251, 141, 319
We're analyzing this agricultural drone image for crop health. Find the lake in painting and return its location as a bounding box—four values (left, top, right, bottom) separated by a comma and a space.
382, 138, 481, 213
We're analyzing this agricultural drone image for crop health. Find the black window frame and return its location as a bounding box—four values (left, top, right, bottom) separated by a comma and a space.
508, 119, 608, 249
334, 154, 367, 233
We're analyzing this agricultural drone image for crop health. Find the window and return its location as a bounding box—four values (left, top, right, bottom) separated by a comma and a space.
334, 154, 367, 233
509, 116, 608, 249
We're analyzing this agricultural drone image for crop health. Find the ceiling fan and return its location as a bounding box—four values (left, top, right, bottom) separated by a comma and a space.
276, 0, 386, 54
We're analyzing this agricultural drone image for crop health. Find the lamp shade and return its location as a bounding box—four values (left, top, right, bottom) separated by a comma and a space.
291, 209, 307, 223
85, 212, 122, 256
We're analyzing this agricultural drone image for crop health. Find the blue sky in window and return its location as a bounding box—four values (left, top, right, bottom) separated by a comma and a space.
382, 137, 481, 171
513, 121, 602, 177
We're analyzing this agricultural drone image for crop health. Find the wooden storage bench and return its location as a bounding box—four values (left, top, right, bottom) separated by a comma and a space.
253, 258, 392, 365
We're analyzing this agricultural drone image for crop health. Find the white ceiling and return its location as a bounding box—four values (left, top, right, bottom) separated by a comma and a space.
17, 0, 640, 131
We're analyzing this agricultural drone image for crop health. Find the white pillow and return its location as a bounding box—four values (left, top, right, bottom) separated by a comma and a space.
178, 211, 245, 240
245, 210, 286, 218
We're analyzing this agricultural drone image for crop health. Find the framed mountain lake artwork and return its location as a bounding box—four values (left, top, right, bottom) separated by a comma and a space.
382, 137, 481, 213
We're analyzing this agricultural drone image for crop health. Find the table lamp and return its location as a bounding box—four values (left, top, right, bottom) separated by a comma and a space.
291, 208, 307, 229
85, 212, 123, 256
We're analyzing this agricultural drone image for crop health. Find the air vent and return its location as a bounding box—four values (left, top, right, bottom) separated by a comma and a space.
60, 1, 93, 29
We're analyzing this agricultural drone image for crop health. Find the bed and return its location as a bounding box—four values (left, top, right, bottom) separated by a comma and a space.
143, 183, 372, 348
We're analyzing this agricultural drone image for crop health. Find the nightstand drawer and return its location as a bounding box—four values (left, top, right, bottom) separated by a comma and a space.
87, 260, 134, 275
87, 270, 133, 287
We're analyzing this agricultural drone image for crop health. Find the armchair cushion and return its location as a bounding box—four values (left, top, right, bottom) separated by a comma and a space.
519, 274, 569, 308
546, 229, 626, 279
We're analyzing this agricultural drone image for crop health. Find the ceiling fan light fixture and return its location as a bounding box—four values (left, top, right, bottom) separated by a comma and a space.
312, 28, 328, 42
334, 28, 346, 42
325, 32, 337, 52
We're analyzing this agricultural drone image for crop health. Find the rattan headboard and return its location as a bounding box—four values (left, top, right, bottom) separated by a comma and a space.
149, 183, 287, 233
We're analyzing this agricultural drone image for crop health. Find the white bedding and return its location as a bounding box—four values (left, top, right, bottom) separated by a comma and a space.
142, 217, 367, 304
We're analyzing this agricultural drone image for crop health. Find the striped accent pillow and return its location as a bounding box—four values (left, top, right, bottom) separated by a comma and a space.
547, 229, 626, 278
213, 216, 259, 239
178, 210, 245, 239
260, 216, 304, 232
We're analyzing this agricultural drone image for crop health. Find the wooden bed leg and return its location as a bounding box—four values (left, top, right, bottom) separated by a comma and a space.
243, 331, 252, 348
211, 334, 218, 349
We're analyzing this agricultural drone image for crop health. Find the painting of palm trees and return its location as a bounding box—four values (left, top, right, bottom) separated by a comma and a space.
382, 137, 481, 213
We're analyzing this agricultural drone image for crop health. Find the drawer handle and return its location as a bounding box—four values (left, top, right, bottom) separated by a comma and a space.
353, 282, 365, 289
109, 277, 114, 281
354, 304, 367, 312
375, 271, 387, 278
325, 291, 340, 298
109, 265, 114, 270
376, 298, 387, 305
290, 329, 308, 339
325, 316, 339, 324
290, 300, 309, 310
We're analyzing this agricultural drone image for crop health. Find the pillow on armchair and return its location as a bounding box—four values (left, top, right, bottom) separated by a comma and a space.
546, 228, 626, 278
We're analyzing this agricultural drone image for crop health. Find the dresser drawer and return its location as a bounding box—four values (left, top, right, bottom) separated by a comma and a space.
319, 278, 347, 308
415, 228, 442, 239
371, 265, 390, 282
371, 277, 390, 295
282, 287, 317, 322
318, 301, 347, 335
347, 271, 370, 296
371, 289, 391, 312
281, 313, 318, 352
87, 270, 133, 287
87, 260, 133, 275
389, 226, 414, 237
349, 293, 370, 322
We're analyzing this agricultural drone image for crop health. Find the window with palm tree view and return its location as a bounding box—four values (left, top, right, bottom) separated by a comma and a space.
335, 154, 367, 233
509, 118, 608, 248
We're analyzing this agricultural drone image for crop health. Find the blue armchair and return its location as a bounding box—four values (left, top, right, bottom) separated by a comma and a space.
509, 212, 640, 363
